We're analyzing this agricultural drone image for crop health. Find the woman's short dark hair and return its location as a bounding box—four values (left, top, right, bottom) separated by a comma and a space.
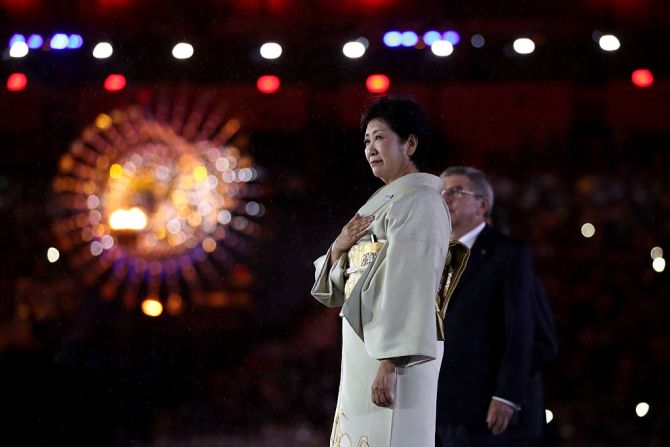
360, 96, 432, 171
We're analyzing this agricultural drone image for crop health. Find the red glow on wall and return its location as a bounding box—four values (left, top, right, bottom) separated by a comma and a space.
1, 0, 38, 10
336, 0, 393, 12
366, 74, 390, 94
631, 69, 654, 88
257, 75, 280, 94
359, 0, 392, 5
267, 0, 289, 10
6, 73, 27, 92
104, 74, 126, 92
136, 88, 152, 103
97, 0, 130, 6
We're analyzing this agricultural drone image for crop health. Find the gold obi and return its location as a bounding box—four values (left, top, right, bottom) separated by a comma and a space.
343, 241, 385, 300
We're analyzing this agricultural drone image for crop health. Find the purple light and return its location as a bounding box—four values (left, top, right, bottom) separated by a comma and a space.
67, 34, 83, 49
423, 31, 442, 46
383, 31, 402, 48
443, 30, 461, 45
401, 31, 419, 47
50, 33, 69, 50
9, 34, 25, 47
27, 34, 44, 49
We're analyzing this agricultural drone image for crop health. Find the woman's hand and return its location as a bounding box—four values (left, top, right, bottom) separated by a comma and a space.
329, 214, 375, 266
371, 359, 396, 408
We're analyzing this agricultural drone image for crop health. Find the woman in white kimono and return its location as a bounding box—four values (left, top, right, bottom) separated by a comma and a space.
312, 97, 451, 447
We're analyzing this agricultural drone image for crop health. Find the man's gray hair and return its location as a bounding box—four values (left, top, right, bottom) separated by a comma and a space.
440, 166, 494, 217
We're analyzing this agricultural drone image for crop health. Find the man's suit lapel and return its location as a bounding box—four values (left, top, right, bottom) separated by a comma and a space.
453, 225, 496, 295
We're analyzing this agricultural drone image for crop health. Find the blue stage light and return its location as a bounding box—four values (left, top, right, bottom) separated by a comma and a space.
443, 31, 461, 45
9, 34, 25, 47
423, 31, 441, 46
401, 31, 419, 47
50, 33, 69, 50
67, 34, 84, 49
383, 31, 402, 48
27, 34, 44, 49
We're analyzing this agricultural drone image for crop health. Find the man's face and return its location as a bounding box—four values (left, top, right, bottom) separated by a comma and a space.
441, 174, 487, 234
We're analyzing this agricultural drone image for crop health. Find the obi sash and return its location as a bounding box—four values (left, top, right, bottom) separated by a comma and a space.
343, 241, 385, 300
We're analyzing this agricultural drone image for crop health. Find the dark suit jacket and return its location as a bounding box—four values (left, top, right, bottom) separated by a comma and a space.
437, 225, 535, 428
511, 276, 559, 442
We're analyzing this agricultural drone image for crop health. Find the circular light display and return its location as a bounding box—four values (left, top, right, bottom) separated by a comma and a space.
51, 95, 263, 313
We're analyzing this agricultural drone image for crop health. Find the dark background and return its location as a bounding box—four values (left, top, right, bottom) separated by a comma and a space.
1, 0, 669, 445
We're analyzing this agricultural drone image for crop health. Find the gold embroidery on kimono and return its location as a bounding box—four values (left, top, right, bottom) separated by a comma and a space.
344, 241, 385, 300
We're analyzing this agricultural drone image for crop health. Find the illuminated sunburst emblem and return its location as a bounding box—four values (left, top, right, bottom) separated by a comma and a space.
51, 96, 263, 315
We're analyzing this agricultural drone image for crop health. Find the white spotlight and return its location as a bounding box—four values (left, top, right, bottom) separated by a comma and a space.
650, 246, 663, 259
47, 247, 60, 263
172, 42, 194, 60
513, 38, 535, 55
545, 409, 554, 423
581, 223, 596, 238
652, 257, 665, 273
431, 40, 454, 57
635, 402, 650, 417
599, 34, 621, 51
343, 41, 366, 58
93, 42, 113, 59
260, 42, 282, 60
9, 41, 29, 58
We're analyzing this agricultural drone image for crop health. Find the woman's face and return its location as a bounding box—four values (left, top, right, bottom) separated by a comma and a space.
364, 118, 416, 184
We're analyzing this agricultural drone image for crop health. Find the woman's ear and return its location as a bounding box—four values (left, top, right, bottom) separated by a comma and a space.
406, 134, 418, 157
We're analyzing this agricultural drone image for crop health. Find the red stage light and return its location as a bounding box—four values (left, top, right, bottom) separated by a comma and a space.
104, 74, 126, 92
631, 69, 654, 88
257, 75, 280, 94
6, 73, 27, 92
366, 74, 390, 94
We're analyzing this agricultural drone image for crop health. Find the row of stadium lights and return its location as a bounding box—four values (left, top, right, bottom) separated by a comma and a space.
5, 29, 634, 57
3, 71, 390, 95
4, 30, 656, 94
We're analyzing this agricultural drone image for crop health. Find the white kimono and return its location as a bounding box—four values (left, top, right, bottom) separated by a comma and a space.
312, 173, 451, 447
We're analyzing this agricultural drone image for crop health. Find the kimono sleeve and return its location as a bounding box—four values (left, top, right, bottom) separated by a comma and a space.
311, 246, 347, 308
359, 191, 449, 365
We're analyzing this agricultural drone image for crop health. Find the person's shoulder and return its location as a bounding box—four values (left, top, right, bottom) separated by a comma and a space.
385, 183, 449, 238
390, 184, 445, 216
394, 174, 443, 202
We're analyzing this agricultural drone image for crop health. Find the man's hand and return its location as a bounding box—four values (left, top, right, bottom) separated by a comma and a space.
486, 399, 515, 435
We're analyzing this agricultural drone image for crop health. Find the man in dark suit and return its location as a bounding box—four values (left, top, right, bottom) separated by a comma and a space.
508, 276, 558, 447
436, 166, 536, 447
488, 205, 559, 447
